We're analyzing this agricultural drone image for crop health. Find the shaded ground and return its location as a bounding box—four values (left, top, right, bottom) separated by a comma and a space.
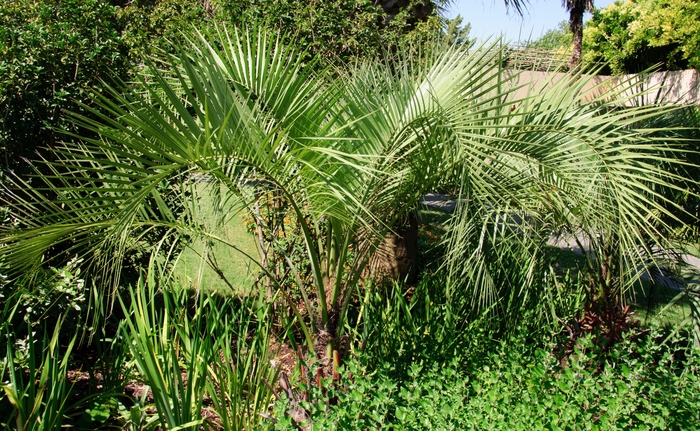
420, 192, 700, 286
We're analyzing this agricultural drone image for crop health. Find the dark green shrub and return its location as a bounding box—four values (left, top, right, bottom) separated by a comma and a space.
0, 0, 129, 172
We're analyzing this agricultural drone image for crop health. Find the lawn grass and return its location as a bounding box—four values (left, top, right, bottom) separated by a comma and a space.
417, 206, 453, 226
173, 183, 259, 294
630, 279, 693, 328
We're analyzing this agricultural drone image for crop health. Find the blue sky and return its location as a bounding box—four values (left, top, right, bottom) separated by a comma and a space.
446, 0, 617, 43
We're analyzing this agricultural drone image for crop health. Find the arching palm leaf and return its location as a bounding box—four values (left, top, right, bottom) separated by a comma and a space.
1, 28, 695, 347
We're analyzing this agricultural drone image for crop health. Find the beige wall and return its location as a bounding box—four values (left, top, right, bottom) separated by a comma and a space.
508, 69, 700, 106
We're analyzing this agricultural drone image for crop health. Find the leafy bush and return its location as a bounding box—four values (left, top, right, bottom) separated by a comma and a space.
0, 0, 129, 171
529, 21, 573, 51
0, 256, 88, 343
268, 326, 700, 430
1, 0, 447, 176
583, 0, 700, 73
268, 269, 699, 429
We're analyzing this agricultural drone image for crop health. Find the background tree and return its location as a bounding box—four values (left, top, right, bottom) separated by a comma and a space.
441, 14, 473, 47
0, 0, 456, 175
528, 20, 572, 50
583, 0, 700, 74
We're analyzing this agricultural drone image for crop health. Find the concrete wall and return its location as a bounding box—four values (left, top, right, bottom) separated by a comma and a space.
508, 69, 700, 106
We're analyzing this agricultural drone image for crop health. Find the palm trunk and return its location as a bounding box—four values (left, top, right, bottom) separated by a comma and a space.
569, 9, 585, 72
366, 211, 419, 284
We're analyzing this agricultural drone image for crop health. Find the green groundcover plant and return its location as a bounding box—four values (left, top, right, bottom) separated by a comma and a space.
267, 326, 700, 430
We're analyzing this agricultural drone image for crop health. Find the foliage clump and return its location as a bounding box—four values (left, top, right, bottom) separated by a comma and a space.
0, 0, 450, 174
583, 0, 700, 73
268, 301, 700, 430
0, 0, 128, 171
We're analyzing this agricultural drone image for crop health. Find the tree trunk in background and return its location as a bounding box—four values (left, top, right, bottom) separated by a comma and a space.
569, 7, 585, 71
566, 0, 594, 71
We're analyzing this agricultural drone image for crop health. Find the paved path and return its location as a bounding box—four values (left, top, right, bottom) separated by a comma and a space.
419, 193, 458, 212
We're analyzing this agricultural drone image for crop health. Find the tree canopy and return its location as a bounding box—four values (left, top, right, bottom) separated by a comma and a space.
0, 0, 129, 171
583, 0, 700, 74
528, 21, 572, 50
0, 0, 453, 173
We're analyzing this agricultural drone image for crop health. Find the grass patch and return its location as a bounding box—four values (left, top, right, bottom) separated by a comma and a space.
543, 245, 587, 275
630, 280, 693, 328
417, 205, 453, 226
173, 183, 259, 294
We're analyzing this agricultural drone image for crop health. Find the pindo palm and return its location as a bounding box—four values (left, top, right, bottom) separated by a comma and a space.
1, 27, 696, 354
